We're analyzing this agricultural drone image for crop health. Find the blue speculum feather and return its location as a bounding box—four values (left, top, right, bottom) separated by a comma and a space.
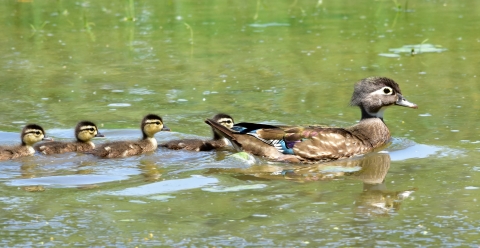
231, 125, 296, 155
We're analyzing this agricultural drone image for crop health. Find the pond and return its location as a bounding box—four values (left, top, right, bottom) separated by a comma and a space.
1, 0, 480, 246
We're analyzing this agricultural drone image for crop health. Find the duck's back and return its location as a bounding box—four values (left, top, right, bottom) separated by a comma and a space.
292, 118, 390, 161
91, 139, 156, 158
0, 145, 33, 160
35, 141, 95, 155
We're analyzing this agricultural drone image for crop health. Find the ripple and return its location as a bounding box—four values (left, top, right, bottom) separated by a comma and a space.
202, 184, 267, 192
106, 175, 218, 196
107, 103, 131, 107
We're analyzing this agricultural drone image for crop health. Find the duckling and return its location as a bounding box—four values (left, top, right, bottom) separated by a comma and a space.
159, 113, 234, 151
205, 77, 418, 163
34, 121, 104, 155
0, 124, 52, 161
88, 114, 169, 158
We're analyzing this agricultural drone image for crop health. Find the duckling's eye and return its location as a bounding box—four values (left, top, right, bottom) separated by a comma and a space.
35, 131, 41, 135
224, 120, 232, 124
154, 121, 161, 125
88, 128, 95, 132
382, 87, 393, 95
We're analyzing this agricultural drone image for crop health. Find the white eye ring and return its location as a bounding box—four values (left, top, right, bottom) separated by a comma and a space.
382, 87, 393, 95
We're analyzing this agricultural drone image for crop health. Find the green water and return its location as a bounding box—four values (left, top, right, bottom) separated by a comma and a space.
1, 0, 480, 246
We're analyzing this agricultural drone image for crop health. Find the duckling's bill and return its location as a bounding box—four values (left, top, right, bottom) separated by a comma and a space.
161, 125, 171, 131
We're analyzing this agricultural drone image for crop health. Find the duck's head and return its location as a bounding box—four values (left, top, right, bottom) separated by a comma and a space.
21, 124, 52, 146
350, 77, 417, 119
141, 114, 169, 138
75, 121, 104, 142
212, 113, 234, 129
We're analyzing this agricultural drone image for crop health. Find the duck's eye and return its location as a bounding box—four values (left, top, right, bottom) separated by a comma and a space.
89, 128, 95, 132
225, 120, 232, 124
35, 131, 41, 135
383, 87, 393, 95
155, 121, 161, 125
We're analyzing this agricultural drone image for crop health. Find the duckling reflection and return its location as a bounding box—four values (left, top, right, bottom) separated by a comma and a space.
138, 160, 164, 182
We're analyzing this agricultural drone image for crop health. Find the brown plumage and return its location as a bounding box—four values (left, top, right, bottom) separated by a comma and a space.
205, 77, 418, 163
0, 124, 52, 161
88, 114, 168, 158
160, 113, 234, 151
34, 121, 104, 155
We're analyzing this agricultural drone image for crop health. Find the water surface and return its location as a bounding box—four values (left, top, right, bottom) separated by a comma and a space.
1, 1, 480, 246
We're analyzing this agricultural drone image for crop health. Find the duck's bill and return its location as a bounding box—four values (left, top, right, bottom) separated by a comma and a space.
162, 126, 171, 131
396, 94, 418, 109
42, 137, 54, 141
95, 132, 105, 137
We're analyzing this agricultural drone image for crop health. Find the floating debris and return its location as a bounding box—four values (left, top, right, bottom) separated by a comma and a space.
248, 23, 290, 28
229, 152, 257, 165
388, 44, 447, 54
419, 113, 432, 117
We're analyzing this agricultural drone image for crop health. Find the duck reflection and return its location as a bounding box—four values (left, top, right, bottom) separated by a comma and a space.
350, 153, 416, 216
205, 152, 415, 216
205, 152, 389, 182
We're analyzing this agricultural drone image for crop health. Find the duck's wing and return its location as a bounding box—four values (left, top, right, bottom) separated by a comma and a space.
205, 120, 302, 162
206, 119, 368, 162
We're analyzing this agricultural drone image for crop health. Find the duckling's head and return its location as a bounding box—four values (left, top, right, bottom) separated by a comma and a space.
75, 121, 104, 142
212, 113, 234, 129
21, 124, 51, 146
350, 77, 417, 119
141, 114, 169, 139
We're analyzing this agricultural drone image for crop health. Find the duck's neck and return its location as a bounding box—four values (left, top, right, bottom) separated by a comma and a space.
21, 144, 35, 155
213, 130, 223, 140
85, 140, 95, 148
145, 137, 157, 147
360, 107, 385, 122
350, 117, 391, 149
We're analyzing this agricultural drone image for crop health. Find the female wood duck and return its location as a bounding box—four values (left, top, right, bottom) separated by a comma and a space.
88, 114, 169, 158
205, 77, 418, 163
159, 113, 234, 151
0, 124, 52, 161
34, 121, 104, 155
